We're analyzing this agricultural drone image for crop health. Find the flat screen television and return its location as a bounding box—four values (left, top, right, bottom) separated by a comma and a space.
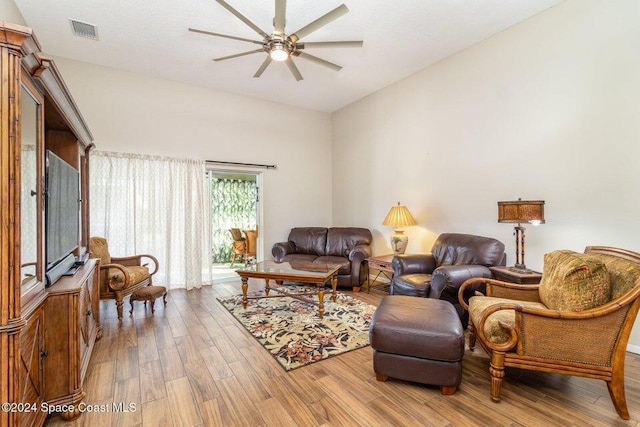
45, 150, 80, 280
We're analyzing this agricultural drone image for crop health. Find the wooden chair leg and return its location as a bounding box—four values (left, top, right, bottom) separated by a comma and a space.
468, 324, 477, 351
115, 295, 124, 320
607, 371, 630, 419
489, 352, 505, 402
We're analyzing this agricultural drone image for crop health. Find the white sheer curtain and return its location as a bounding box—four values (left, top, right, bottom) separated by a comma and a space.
90, 151, 212, 290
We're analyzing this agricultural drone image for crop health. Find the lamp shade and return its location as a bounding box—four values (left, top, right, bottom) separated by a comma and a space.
382, 203, 417, 228
497, 199, 545, 224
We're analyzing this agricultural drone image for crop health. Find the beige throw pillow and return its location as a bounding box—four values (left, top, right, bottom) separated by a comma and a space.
538, 250, 611, 311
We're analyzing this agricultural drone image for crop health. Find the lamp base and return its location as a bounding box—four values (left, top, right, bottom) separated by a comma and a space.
390, 229, 409, 255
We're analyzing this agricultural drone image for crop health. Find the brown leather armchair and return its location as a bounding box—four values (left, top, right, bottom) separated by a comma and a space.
89, 236, 159, 319
391, 233, 505, 326
459, 246, 640, 419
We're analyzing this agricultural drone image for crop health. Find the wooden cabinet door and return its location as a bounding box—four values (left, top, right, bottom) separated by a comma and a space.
18, 305, 47, 427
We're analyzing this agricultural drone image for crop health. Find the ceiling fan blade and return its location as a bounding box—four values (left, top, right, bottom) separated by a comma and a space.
295, 52, 342, 71
296, 40, 363, 49
290, 4, 349, 42
285, 58, 303, 81
188, 28, 263, 45
253, 56, 272, 78
215, 0, 269, 39
214, 49, 264, 62
274, 0, 287, 35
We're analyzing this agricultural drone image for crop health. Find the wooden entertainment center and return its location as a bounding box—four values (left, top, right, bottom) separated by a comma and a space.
1, 22, 99, 426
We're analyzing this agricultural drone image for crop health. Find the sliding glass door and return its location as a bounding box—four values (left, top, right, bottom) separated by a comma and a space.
206, 169, 261, 276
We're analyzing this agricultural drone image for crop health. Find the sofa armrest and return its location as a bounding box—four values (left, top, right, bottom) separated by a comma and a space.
348, 244, 372, 286
392, 254, 436, 276
348, 244, 372, 263
430, 265, 492, 300
271, 241, 296, 261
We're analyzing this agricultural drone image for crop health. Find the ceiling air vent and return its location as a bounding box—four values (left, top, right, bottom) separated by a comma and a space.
69, 19, 99, 41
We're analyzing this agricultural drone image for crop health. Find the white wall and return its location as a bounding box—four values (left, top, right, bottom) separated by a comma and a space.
52, 57, 333, 255
1, 0, 26, 25
332, 0, 640, 345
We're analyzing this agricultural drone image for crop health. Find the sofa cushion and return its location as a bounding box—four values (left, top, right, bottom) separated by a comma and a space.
431, 233, 505, 267
313, 256, 350, 275
538, 250, 611, 311
469, 296, 546, 344
325, 227, 373, 257
287, 227, 327, 256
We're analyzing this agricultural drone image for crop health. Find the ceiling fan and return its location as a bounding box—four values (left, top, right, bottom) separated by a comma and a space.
188, 0, 363, 81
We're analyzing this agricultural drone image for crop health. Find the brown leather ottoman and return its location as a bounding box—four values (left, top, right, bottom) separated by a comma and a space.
369, 295, 465, 394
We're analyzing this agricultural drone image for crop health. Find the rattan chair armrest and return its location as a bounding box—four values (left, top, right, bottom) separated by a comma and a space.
99, 262, 130, 291
138, 254, 160, 276
458, 277, 508, 309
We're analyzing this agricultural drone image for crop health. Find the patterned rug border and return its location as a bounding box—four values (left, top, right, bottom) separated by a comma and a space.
217, 285, 375, 371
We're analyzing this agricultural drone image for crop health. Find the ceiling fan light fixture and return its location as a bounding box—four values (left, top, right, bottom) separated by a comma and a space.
270, 42, 289, 61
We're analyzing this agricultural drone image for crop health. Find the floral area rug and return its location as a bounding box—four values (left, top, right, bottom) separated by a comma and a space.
217, 285, 376, 371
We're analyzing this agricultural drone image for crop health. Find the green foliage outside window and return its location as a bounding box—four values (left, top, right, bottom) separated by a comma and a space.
210, 176, 257, 263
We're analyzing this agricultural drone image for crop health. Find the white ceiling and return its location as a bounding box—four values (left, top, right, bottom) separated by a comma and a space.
14, 0, 565, 113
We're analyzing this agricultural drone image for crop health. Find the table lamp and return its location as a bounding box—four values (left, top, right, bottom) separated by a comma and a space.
383, 202, 416, 255
497, 199, 545, 271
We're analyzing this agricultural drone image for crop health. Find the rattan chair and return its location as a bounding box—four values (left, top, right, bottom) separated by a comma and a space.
229, 228, 247, 266
89, 236, 159, 320
459, 246, 640, 420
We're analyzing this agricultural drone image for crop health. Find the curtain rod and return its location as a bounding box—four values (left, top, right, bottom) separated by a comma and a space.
206, 160, 277, 169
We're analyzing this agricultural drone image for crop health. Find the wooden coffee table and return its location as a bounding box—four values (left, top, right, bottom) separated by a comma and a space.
235, 261, 341, 319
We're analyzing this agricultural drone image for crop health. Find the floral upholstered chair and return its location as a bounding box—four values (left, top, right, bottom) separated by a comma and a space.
89, 236, 159, 319
459, 246, 640, 420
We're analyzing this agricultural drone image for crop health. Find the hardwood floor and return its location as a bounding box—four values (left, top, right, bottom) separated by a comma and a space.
44, 280, 640, 426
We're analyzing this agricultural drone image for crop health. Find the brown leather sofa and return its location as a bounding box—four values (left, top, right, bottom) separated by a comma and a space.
272, 227, 372, 291
391, 233, 505, 326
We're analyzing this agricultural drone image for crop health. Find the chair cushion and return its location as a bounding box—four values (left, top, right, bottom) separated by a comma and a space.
469, 296, 546, 344
539, 250, 611, 311
391, 274, 431, 297
89, 237, 111, 264
110, 265, 150, 287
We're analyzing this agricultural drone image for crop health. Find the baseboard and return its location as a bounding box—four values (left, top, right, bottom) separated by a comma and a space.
627, 344, 640, 355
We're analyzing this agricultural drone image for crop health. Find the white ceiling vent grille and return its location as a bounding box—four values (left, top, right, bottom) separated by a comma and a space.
69, 19, 99, 40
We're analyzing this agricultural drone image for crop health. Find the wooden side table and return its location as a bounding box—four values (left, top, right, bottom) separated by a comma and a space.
490, 266, 542, 285
366, 254, 395, 293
